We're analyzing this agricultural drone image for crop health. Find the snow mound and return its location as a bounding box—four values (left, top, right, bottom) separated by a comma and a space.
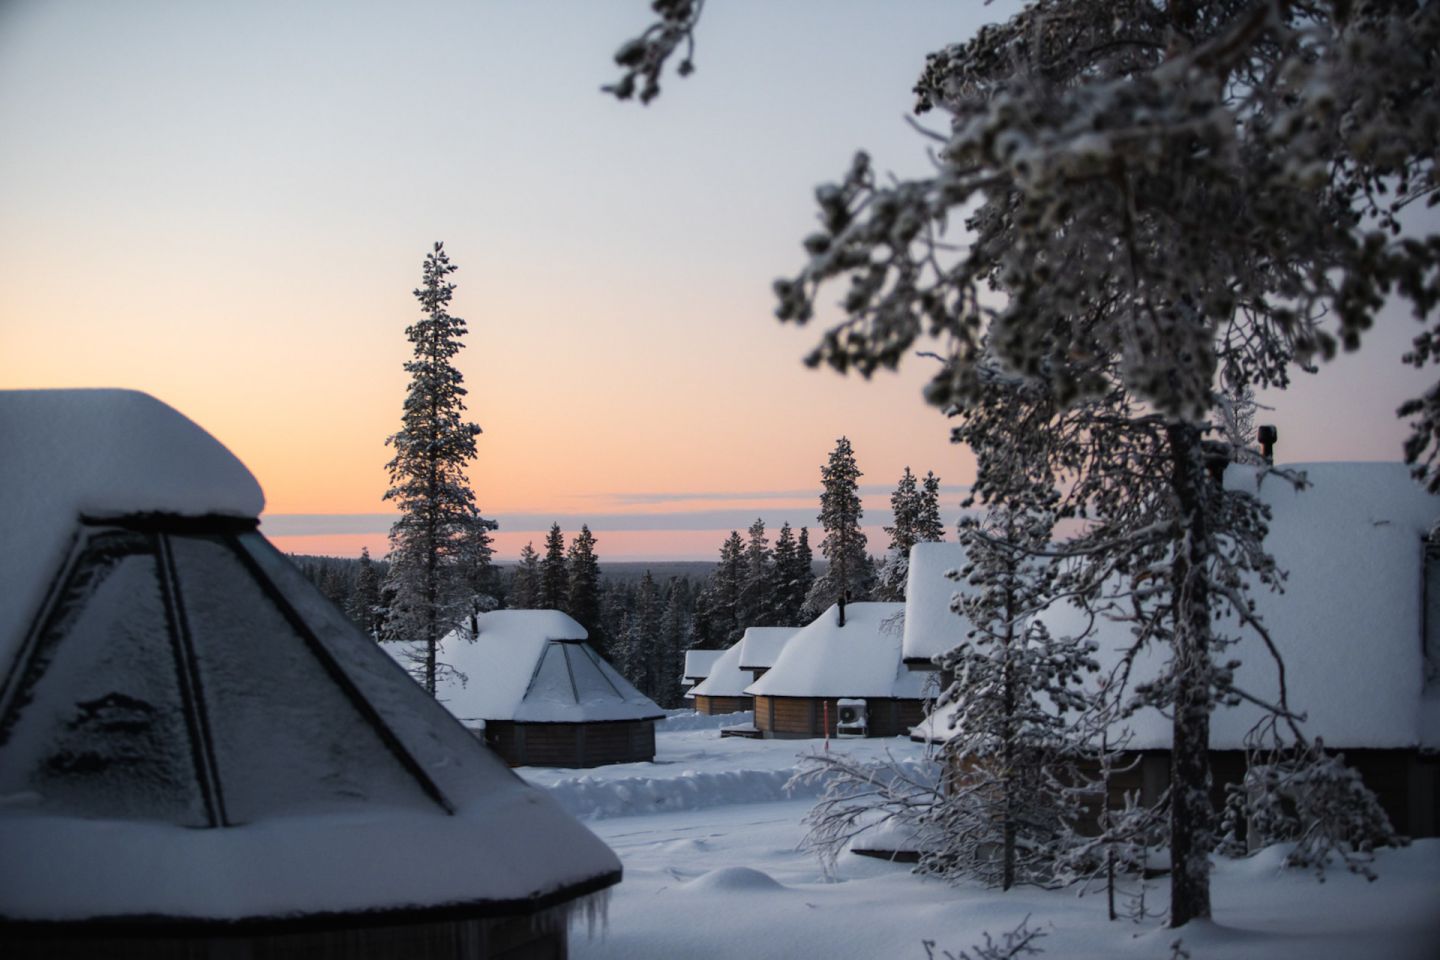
541, 767, 804, 820
680, 866, 786, 892
533, 746, 939, 821
658, 709, 752, 732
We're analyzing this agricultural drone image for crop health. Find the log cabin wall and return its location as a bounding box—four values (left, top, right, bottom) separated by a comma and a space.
989, 748, 1439, 840
2, 908, 569, 960
693, 695, 752, 716
753, 696, 925, 738
484, 720, 656, 768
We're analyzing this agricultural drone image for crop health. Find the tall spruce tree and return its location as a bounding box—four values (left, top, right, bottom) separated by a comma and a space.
808, 437, 869, 626
630, 570, 663, 697
876, 467, 922, 602
383, 242, 493, 695
738, 517, 775, 629
916, 471, 945, 543
715, 530, 747, 645
770, 521, 803, 625
510, 541, 541, 609
566, 524, 603, 650
656, 580, 688, 707
348, 546, 383, 638
539, 522, 568, 610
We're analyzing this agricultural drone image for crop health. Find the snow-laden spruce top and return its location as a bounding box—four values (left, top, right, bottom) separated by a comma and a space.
738, 626, 800, 671
916, 462, 1440, 750
746, 602, 928, 699
683, 648, 725, 682
389, 609, 663, 724
0, 389, 264, 667
901, 541, 977, 664
686, 641, 752, 699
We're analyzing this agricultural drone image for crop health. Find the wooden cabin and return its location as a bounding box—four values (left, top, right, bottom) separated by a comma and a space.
682, 648, 725, 694
685, 641, 754, 715
913, 462, 1440, 838
901, 541, 975, 689
394, 610, 665, 768
0, 390, 621, 959
746, 602, 930, 738
737, 626, 798, 683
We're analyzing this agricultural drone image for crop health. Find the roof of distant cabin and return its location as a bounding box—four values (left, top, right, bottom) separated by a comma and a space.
0, 389, 265, 669
902, 541, 976, 664
683, 648, 725, 682
914, 462, 1440, 751
686, 641, 752, 699
386, 609, 663, 724
738, 626, 800, 671
746, 602, 930, 700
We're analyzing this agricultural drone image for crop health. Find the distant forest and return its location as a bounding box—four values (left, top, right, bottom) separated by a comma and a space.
291, 537, 825, 711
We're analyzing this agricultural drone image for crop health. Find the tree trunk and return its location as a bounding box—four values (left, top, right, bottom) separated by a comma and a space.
1165, 421, 1213, 927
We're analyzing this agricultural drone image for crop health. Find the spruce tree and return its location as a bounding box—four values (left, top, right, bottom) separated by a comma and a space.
738, 517, 775, 629
630, 570, 663, 697
348, 546, 383, 638
770, 522, 801, 625
712, 530, 747, 645
382, 241, 493, 695
565, 524, 603, 648
794, 526, 816, 619
539, 522, 568, 610
656, 580, 688, 707
916, 471, 945, 543
456, 509, 500, 634
808, 437, 869, 626
510, 541, 541, 609
876, 467, 921, 602
926, 484, 1098, 890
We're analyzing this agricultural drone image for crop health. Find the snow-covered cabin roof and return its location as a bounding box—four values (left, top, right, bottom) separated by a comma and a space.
685, 641, 752, 699
0, 392, 620, 923
745, 602, 930, 700
388, 610, 664, 725
901, 541, 977, 665
683, 648, 725, 683
915, 462, 1440, 751
738, 627, 800, 671
0, 389, 264, 668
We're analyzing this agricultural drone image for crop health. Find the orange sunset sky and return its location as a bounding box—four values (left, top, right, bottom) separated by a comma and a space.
2, 1, 1434, 560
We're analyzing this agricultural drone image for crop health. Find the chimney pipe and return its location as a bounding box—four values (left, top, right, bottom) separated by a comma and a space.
1258, 424, 1278, 464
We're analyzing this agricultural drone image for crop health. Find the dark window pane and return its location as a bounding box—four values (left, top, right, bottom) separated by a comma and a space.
0, 531, 208, 825
169, 537, 433, 820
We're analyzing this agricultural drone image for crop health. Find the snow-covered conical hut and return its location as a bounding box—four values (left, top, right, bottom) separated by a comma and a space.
684, 640, 753, 716
744, 602, 930, 738
395, 610, 664, 768
0, 390, 621, 958
912, 462, 1440, 839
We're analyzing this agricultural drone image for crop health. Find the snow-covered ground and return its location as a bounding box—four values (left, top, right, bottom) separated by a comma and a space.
520, 715, 1440, 960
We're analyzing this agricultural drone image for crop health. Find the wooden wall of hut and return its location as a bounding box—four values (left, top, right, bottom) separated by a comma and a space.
1035, 748, 1439, 841
483, 719, 656, 768
752, 696, 925, 739
693, 694, 752, 716
1, 906, 571, 959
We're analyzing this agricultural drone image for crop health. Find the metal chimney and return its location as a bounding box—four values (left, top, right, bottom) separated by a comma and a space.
1258, 424, 1278, 464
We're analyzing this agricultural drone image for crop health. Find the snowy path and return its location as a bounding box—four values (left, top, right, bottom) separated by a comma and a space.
522, 722, 1440, 960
